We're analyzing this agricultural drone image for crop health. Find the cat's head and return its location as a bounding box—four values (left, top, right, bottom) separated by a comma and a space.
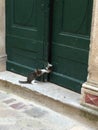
46, 63, 53, 71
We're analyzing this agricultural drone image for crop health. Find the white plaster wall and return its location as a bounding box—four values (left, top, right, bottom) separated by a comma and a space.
87, 0, 98, 84
0, 0, 6, 71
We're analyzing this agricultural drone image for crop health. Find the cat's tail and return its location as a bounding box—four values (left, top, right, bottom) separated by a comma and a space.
19, 80, 29, 84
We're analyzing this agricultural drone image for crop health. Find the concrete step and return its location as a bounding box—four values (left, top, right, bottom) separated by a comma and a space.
0, 71, 98, 129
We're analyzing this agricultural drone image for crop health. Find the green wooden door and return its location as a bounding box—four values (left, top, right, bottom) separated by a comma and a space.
50, 0, 93, 93
6, 0, 93, 93
6, 0, 49, 75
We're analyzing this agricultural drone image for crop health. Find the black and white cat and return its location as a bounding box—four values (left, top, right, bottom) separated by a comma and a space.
19, 63, 53, 84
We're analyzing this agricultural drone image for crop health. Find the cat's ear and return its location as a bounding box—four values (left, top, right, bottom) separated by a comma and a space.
47, 62, 52, 67
46, 63, 53, 70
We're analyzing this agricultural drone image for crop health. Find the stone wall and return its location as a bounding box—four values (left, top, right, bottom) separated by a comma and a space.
81, 0, 98, 109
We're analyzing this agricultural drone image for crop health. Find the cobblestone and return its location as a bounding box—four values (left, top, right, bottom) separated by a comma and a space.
24, 107, 47, 118
10, 102, 26, 110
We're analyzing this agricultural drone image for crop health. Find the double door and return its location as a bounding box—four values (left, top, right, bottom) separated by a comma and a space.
6, 0, 93, 93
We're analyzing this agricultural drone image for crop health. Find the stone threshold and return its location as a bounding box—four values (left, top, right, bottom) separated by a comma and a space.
0, 71, 98, 120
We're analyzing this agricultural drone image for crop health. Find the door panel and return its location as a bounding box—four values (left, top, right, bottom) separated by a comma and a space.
6, 0, 49, 75
50, 0, 93, 93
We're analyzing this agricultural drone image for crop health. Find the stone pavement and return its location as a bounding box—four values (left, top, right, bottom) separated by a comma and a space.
0, 90, 96, 130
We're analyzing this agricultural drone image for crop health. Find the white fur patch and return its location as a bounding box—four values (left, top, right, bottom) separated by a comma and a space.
41, 69, 49, 74
31, 80, 37, 84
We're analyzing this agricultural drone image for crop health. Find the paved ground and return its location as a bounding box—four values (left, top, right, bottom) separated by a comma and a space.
0, 90, 96, 130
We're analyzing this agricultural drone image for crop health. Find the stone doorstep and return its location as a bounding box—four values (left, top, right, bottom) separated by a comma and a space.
0, 71, 98, 118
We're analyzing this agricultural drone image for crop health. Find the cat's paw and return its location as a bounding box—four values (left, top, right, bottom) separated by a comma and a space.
31, 80, 38, 84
